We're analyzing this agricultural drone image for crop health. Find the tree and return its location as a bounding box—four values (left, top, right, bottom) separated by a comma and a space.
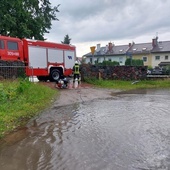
0, 0, 60, 40
61, 34, 71, 44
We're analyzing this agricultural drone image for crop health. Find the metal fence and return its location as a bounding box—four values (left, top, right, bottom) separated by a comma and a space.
0, 66, 34, 82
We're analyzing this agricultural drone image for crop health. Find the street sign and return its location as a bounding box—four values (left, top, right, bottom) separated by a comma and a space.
90, 46, 96, 55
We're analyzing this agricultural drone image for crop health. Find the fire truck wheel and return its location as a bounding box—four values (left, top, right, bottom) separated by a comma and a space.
50, 69, 61, 81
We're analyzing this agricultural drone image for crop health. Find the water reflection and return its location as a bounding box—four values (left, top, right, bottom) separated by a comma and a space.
0, 89, 170, 170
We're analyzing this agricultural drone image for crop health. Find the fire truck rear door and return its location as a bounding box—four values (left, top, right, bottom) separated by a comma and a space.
28, 46, 47, 68
64, 50, 75, 69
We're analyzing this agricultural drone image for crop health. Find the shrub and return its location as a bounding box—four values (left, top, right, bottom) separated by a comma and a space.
0, 79, 31, 104
96, 60, 119, 66
125, 58, 144, 66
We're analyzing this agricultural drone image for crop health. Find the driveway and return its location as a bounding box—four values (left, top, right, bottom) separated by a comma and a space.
40, 81, 121, 107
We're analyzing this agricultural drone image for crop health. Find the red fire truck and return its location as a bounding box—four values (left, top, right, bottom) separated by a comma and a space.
0, 35, 76, 81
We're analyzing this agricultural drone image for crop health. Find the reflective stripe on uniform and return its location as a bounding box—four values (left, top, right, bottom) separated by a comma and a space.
74, 65, 80, 74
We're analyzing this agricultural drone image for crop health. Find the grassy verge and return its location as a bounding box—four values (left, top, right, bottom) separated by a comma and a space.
84, 78, 170, 90
0, 79, 58, 138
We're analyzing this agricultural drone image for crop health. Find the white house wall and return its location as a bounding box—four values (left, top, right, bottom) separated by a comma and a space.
151, 53, 169, 67
85, 57, 90, 64
85, 55, 126, 65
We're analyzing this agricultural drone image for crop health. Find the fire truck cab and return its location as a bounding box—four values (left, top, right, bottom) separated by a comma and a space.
0, 36, 24, 61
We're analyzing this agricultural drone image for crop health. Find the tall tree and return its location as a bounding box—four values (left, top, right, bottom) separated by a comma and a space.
61, 34, 71, 44
0, 0, 60, 40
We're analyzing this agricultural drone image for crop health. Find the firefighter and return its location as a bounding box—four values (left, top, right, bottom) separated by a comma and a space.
72, 61, 80, 87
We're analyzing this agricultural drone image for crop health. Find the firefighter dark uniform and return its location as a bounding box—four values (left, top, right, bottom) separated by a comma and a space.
73, 61, 80, 85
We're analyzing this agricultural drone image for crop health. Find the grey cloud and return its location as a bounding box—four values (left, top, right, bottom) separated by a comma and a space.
48, 0, 170, 44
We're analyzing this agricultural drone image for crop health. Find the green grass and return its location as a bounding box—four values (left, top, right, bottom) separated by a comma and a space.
0, 79, 58, 138
84, 78, 170, 90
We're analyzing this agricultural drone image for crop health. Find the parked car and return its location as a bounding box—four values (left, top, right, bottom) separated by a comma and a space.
152, 66, 163, 75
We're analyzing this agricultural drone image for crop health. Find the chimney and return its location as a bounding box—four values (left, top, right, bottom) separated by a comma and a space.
129, 43, 131, 47
152, 36, 158, 47
96, 44, 101, 52
108, 42, 113, 51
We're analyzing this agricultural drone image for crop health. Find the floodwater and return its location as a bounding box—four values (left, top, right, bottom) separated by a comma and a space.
0, 89, 170, 170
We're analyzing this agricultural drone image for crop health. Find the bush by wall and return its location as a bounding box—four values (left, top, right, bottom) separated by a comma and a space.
95, 60, 120, 66
125, 58, 144, 66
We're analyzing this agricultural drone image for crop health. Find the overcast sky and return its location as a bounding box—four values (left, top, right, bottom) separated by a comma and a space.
45, 0, 170, 57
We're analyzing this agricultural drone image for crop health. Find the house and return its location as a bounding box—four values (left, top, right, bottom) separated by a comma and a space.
84, 42, 131, 65
127, 42, 153, 67
151, 37, 170, 67
83, 37, 170, 68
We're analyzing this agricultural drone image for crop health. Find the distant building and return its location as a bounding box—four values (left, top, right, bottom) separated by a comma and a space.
83, 37, 170, 68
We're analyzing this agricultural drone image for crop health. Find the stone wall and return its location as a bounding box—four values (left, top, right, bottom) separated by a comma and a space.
80, 64, 147, 81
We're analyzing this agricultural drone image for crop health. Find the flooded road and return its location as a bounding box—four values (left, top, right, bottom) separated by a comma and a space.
0, 88, 170, 170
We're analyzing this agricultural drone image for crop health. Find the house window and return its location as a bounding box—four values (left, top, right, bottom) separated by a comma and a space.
7, 41, 18, 50
0, 40, 5, 49
90, 58, 92, 63
165, 55, 168, 60
143, 56, 147, 62
155, 56, 160, 60
119, 57, 123, 63
96, 58, 99, 63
